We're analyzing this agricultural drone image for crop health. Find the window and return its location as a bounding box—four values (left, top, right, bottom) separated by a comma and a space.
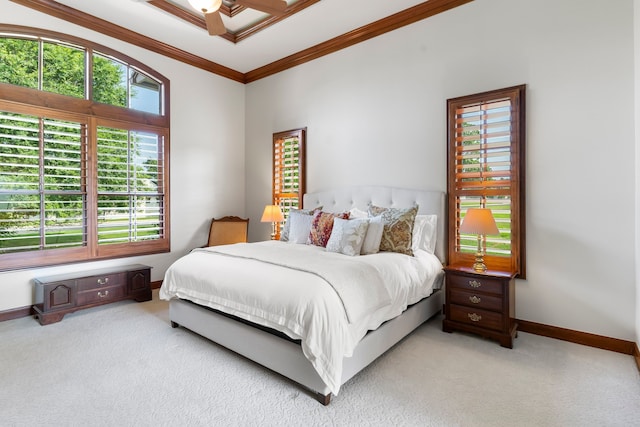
0, 111, 87, 253
0, 27, 169, 271
447, 85, 526, 276
96, 124, 166, 247
272, 128, 306, 239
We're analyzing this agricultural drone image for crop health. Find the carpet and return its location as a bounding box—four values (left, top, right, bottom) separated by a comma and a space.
1, 291, 639, 426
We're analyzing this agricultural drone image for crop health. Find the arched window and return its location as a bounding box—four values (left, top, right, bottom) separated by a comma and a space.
0, 26, 170, 271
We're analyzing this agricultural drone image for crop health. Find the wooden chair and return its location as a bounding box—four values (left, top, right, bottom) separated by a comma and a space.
206, 216, 249, 246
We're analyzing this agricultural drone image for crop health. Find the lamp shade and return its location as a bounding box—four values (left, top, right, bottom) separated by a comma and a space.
459, 208, 499, 235
261, 205, 284, 223
188, 0, 222, 13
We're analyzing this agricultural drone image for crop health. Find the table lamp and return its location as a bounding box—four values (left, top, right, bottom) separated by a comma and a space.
261, 205, 284, 240
459, 208, 499, 272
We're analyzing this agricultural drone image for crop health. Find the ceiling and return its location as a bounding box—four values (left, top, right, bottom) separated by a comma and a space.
9, 0, 470, 82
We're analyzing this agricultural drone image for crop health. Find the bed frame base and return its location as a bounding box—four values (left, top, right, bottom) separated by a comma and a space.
169, 289, 443, 405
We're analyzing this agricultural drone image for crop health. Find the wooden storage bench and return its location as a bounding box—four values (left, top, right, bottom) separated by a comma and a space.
33, 264, 152, 325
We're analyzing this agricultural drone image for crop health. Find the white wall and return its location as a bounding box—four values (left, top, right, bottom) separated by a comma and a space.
246, 0, 637, 340
0, 2, 246, 311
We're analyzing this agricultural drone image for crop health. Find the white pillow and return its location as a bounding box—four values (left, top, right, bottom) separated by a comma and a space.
326, 218, 369, 256
360, 215, 384, 255
412, 214, 437, 254
348, 207, 368, 219
279, 206, 321, 241
287, 211, 315, 244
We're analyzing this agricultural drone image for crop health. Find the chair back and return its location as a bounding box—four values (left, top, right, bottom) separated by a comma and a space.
206, 216, 249, 246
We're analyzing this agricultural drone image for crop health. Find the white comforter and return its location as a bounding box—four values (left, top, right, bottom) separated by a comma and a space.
160, 240, 442, 395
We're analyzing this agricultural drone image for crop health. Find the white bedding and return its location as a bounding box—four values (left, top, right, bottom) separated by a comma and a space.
160, 240, 442, 395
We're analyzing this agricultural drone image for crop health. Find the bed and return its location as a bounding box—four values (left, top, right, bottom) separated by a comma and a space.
160, 186, 446, 405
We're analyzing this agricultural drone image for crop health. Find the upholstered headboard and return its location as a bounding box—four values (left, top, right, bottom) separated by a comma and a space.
303, 186, 446, 262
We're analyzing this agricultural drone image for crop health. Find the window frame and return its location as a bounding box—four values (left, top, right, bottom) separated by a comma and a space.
271, 128, 306, 239
446, 85, 526, 277
0, 26, 170, 271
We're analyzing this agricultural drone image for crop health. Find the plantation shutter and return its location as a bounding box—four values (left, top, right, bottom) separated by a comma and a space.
272, 128, 306, 239
0, 110, 86, 254
96, 125, 165, 247
447, 85, 526, 275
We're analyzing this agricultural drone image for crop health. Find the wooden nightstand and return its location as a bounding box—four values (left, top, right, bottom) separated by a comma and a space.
442, 265, 517, 348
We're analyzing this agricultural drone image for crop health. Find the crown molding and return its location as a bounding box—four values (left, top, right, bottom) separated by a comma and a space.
9, 0, 245, 83
245, 0, 473, 82
10, 0, 473, 84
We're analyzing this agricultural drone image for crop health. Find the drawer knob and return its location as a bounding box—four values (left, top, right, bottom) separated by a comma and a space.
98, 290, 110, 298
468, 313, 482, 322
469, 295, 481, 304
97, 277, 109, 285
468, 280, 481, 288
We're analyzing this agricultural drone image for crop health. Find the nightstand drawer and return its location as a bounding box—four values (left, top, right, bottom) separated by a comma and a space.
447, 274, 503, 295
76, 285, 125, 306
77, 273, 125, 292
449, 288, 503, 311
449, 304, 503, 331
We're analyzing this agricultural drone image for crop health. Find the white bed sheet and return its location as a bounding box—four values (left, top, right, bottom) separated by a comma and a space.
160, 240, 442, 395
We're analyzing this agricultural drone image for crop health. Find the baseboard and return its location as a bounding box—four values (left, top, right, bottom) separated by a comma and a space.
151, 280, 162, 290
634, 343, 640, 373
0, 306, 33, 322
517, 319, 635, 355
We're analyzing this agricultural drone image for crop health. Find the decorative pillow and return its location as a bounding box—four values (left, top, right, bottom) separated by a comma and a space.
279, 206, 322, 241
360, 215, 384, 255
287, 210, 316, 244
326, 218, 369, 256
368, 204, 419, 255
412, 214, 438, 254
307, 211, 349, 247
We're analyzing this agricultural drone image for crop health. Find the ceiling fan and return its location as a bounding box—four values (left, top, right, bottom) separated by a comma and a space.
187, 0, 287, 35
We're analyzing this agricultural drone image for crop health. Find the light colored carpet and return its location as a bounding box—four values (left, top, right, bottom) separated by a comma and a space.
1, 291, 639, 427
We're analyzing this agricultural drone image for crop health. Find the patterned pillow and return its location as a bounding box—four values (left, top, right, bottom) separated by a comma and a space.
368, 204, 419, 255
279, 206, 322, 241
307, 211, 349, 247
326, 218, 369, 256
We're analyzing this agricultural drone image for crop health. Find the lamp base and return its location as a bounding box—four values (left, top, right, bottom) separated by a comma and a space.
471, 235, 488, 272
472, 252, 487, 272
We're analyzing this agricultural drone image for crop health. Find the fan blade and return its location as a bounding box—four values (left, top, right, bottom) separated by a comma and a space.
204, 10, 226, 35
236, 0, 287, 16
